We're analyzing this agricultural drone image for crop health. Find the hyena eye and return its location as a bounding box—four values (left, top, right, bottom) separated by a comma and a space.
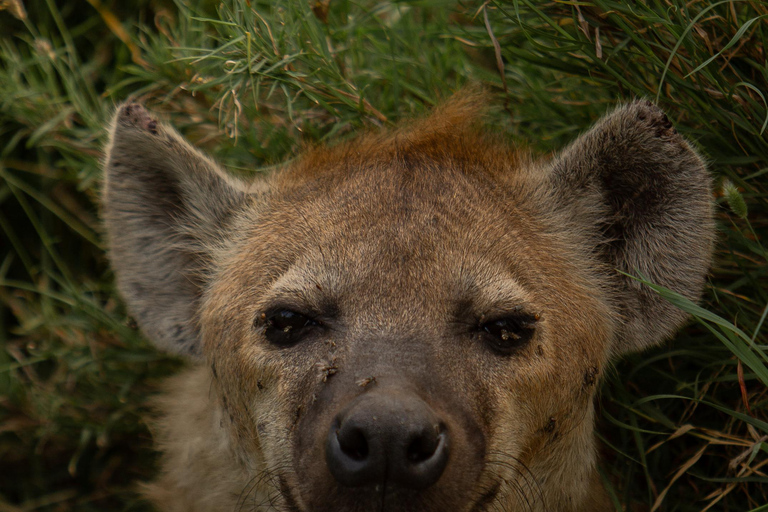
479, 314, 538, 354
260, 309, 319, 347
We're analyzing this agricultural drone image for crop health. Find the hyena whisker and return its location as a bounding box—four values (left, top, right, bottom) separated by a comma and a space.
503, 477, 534, 512
236, 470, 273, 512
485, 451, 543, 509
466, 477, 511, 512
236, 463, 293, 512
491, 484, 515, 512
486, 452, 538, 485
235, 475, 259, 512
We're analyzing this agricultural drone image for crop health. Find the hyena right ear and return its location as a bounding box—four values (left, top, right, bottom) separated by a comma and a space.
544, 100, 714, 357
102, 104, 247, 356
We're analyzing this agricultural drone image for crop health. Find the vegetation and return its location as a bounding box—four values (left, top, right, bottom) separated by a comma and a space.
1, 0, 766, 510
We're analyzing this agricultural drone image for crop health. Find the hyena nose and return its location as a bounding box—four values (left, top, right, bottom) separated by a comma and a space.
325, 390, 450, 489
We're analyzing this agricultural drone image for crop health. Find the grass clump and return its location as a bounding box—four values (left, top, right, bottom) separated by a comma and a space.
1, 0, 766, 510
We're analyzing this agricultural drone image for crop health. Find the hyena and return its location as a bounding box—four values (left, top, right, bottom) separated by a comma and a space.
102, 92, 714, 512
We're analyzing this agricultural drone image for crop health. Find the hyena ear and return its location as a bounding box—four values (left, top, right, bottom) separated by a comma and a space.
102, 104, 247, 357
547, 100, 715, 356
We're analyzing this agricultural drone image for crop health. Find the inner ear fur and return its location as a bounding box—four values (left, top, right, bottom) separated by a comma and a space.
548, 99, 715, 356
102, 103, 247, 356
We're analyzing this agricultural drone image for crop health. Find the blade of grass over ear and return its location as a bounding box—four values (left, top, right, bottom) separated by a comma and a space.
624, 272, 768, 386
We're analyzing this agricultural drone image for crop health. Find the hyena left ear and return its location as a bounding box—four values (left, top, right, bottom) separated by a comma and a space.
102, 104, 248, 357
546, 100, 715, 356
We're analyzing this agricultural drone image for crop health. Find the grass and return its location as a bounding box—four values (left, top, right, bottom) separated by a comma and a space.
0, 0, 766, 510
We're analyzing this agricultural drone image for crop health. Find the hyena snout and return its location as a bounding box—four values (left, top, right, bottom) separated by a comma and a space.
326, 389, 450, 490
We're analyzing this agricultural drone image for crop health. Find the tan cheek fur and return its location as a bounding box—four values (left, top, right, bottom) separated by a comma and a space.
141, 368, 254, 511
480, 300, 613, 510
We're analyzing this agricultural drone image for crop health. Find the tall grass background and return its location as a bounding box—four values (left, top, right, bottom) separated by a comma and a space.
0, 0, 766, 510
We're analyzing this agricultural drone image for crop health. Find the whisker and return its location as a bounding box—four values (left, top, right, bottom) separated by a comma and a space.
235, 461, 295, 512
484, 450, 545, 510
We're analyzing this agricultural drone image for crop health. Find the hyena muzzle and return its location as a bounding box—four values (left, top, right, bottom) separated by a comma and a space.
102, 92, 714, 512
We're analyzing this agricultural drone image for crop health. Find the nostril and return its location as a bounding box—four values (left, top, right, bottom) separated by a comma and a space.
392, 422, 449, 490
327, 417, 383, 487
406, 426, 441, 463
338, 427, 368, 461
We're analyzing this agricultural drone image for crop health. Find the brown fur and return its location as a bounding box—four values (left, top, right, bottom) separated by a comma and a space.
102, 91, 714, 511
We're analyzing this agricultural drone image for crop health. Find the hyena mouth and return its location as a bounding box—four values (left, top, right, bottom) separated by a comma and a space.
289, 371, 488, 512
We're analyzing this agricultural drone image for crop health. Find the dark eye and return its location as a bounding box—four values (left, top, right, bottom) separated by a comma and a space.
259, 309, 319, 347
479, 314, 538, 354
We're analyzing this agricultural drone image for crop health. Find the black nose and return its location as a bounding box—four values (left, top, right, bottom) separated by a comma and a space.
325, 390, 450, 489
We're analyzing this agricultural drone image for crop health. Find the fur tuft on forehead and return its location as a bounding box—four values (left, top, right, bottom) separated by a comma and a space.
281, 87, 526, 187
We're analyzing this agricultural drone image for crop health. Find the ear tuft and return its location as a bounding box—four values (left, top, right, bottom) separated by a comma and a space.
118, 103, 159, 134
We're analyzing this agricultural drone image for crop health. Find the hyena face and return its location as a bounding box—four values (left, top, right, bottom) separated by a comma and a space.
103, 94, 714, 512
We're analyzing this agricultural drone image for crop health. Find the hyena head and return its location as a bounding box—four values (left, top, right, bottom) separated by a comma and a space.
102, 93, 714, 512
